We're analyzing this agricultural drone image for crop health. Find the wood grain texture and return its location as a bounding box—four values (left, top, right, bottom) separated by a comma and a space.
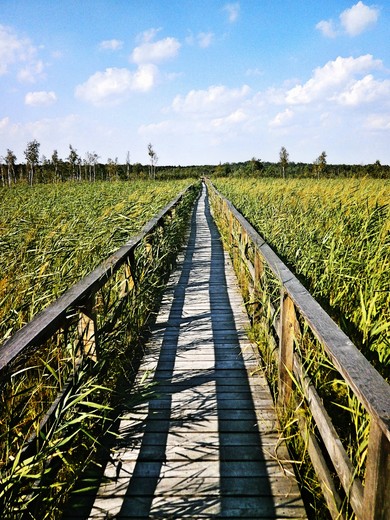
86, 184, 306, 519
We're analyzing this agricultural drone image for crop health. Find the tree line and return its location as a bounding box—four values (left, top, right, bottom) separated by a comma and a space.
1, 141, 389, 187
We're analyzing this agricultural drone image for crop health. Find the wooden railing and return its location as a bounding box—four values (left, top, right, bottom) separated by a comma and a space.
207, 180, 390, 520
0, 183, 198, 463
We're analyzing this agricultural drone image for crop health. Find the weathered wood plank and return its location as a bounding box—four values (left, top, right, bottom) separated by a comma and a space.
87, 184, 306, 519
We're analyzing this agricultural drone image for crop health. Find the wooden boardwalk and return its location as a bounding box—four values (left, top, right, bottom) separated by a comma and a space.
88, 185, 307, 519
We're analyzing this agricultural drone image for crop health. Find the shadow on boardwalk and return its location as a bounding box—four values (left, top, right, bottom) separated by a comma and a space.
67, 185, 305, 519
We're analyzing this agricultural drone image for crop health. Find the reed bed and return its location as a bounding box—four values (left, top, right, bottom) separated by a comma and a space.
213, 177, 390, 380
0, 180, 192, 347
0, 179, 198, 519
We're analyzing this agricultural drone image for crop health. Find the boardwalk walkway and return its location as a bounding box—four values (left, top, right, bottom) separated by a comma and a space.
88, 185, 307, 519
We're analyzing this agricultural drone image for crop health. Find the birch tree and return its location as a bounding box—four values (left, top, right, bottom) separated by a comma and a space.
148, 143, 158, 180
314, 151, 327, 179
24, 140, 40, 186
279, 146, 289, 179
5, 149, 17, 186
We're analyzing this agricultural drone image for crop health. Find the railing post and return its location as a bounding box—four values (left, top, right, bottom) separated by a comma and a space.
362, 419, 390, 519
120, 254, 135, 298
77, 297, 98, 362
278, 290, 296, 406
239, 229, 248, 285
253, 250, 264, 321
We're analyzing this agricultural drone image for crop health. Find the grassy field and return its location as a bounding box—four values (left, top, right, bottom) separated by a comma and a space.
0, 180, 192, 347
213, 177, 390, 379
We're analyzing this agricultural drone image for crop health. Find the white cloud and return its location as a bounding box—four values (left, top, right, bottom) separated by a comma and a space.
336, 75, 390, 106
137, 28, 161, 44
172, 85, 251, 115
185, 31, 214, 48
269, 108, 294, 127
99, 39, 124, 51
75, 65, 158, 105
224, 3, 240, 23
0, 116, 10, 130
25, 90, 57, 106
0, 24, 45, 81
340, 1, 379, 36
18, 60, 45, 83
211, 109, 248, 129
316, 20, 337, 38
131, 36, 181, 64
366, 114, 390, 130
132, 64, 159, 91
285, 55, 382, 105
197, 32, 214, 49
317, 2, 379, 38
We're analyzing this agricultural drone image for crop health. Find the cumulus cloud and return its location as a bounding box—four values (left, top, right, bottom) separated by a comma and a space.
285, 55, 382, 105
25, 90, 57, 106
336, 75, 390, 106
317, 2, 379, 38
75, 65, 158, 105
131, 36, 180, 64
18, 60, 45, 83
269, 108, 294, 127
340, 1, 379, 36
172, 85, 251, 115
186, 31, 214, 48
316, 20, 337, 38
211, 109, 248, 129
0, 24, 45, 81
224, 3, 240, 23
137, 52, 390, 163
99, 39, 124, 51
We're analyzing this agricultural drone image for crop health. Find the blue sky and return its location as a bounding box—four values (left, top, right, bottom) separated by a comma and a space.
1, 1, 390, 166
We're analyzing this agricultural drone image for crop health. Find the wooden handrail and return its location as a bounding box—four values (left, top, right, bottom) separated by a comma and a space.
0, 188, 189, 374
208, 181, 390, 438
207, 179, 390, 520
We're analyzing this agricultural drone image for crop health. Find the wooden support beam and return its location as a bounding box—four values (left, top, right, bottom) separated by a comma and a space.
120, 255, 135, 298
278, 291, 296, 406
77, 298, 98, 362
362, 419, 390, 520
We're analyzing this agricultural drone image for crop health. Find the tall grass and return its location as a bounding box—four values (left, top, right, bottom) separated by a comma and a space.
0, 180, 199, 519
212, 177, 389, 518
213, 177, 390, 380
0, 180, 192, 346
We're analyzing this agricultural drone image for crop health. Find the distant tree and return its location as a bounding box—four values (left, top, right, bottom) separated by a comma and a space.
40, 155, 51, 183
107, 157, 118, 181
132, 162, 144, 177
67, 145, 79, 180
0, 156, 5, 186
250, 157, 262, 176
91, 152, 99, 181
5, 149, 17, 186
51, 150, 60, 182
313, 151, 327, 179
214, 162, 225, 177
279, 146, 289, 179
126, 151, 131, 180
24, 139, 40, 186
147, 143, 158, 180
77, 156, 82, 181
